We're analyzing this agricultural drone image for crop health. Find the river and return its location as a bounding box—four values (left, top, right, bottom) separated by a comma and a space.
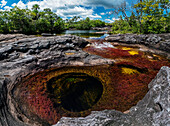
59, 30, 108, 38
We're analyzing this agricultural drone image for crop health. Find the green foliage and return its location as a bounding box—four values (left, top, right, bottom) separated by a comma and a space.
90, 19, 105, 27
111, 18, 132, 34
65, 16, 105, 30
0, 4, 105, 34
0, 5, 65, 34
111, 0, 170, 34
75, 17, 92, 30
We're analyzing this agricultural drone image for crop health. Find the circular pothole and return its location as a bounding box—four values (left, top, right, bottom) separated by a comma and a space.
47, 73, 103, 112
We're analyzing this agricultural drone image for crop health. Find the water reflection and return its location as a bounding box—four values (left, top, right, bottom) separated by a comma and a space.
59, 30, 108, 38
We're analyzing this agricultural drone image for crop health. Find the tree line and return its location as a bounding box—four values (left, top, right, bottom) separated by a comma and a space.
0, 0, 169, 35
65, 16, 105, 30
0, 4, 106, 35
111, 0, 170, 34
0, 4, 65, 34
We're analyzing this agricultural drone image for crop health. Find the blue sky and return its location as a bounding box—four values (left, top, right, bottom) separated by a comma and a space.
0, 0, 138, 22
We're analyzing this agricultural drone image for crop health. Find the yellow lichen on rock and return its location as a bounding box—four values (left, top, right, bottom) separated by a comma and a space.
121, 67, 140, 74
121, 47, 133, 50
128, 50, 139, 55
65, 53, 75, 55
119, 47, 139, 55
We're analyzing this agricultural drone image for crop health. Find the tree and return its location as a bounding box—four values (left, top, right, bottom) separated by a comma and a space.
0, 11, 9, 33
112, 1, 130, 22
31, 4, 40, 32
32, 4, 40, 20
54, 17, 65, 32
134, 0, 167, 33
90, 20, 105, 27
159, 0, 170, 15
0, 4, 65, 34
111, 0, 169, 34
7, 7, 31, 33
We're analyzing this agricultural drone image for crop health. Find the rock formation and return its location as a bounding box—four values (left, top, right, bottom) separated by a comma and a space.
0, 34, 169, 126
105, 33, 170, 53
55, 66, 170, 126
0, 34, 113, 126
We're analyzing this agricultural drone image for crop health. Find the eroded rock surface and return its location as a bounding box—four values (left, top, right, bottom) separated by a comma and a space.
105, 33, 170, 53
55, 66, 170, 126
0, 34, 35, 44
0, 34, 169, 126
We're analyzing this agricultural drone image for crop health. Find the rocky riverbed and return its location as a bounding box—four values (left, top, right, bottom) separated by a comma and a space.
0, 34, 169, 126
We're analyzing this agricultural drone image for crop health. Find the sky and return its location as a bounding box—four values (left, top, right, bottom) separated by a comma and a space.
0, 0, 138, 23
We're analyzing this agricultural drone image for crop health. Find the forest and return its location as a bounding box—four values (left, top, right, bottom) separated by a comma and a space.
65, 17, 105, 30
0, 4, 105, 34
111, 0, 170, 34
0, 4, 65, 34
0, 0, 169, 34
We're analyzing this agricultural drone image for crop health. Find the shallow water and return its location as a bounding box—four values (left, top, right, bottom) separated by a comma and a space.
58, 30, 108, 38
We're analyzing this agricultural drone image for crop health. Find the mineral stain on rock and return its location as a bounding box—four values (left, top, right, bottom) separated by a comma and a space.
46, 73, 103, 112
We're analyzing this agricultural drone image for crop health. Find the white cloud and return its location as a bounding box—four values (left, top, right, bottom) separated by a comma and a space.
56, 6, 101, 20
9, 0, 126, 20
27, 1, 41, 10
14, 0, 26, 9
23, 0, 125, 10
11, 3, 17, 7
112, 17, 119, 21
105, 18, 119, 23
106, 11, 113, 15
0, 0, 7, 8
84, 0, 125, 9
100, 12, 105, 15
26, 0, 84, 11
105, 19, 114, 23
4, 6, 12, 10
56, 6, 93, 17
88, 14, 102, 19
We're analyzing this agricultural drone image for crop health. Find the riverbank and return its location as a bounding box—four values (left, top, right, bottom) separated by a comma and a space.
105, 33, 170, 53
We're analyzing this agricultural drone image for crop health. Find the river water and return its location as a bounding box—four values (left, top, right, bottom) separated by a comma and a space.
59, 30, 108, 38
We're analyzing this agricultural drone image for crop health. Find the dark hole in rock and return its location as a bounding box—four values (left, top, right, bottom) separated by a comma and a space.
17, 116, 23, 122
47, 73, 103, 112
156, 102, 163, 111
